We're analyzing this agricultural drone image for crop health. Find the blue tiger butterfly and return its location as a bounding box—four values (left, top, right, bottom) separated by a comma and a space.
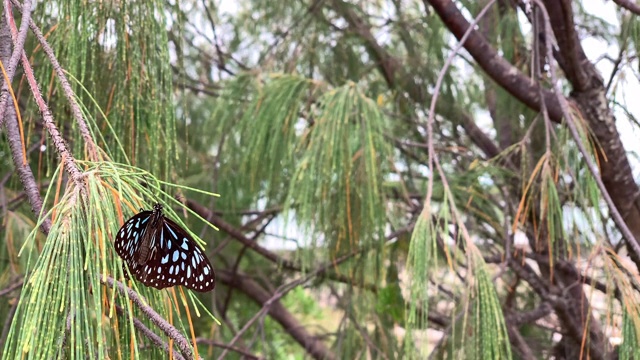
114, 203, 215, 292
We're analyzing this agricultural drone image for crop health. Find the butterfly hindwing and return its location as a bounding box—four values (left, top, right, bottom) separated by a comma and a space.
161, 217, 216, 292
114, 204, 215, 292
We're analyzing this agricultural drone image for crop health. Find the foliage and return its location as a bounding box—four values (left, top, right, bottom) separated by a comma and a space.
1, 0, 640, 359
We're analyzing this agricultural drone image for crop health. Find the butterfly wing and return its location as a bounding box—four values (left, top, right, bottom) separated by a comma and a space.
115, 208, 215, 292
155, 217, 216, 292
114, 210, 154, 272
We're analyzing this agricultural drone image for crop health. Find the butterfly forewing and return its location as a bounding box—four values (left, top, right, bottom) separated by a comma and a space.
114, 210, 153, 265
114, 204, 216, 292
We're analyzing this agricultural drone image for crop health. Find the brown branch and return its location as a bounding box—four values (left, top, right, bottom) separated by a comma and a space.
113, 305, 186, 360
0, 1, 51, 234
424, 0, 498, 216
425, 0, 565, 122
426, 2, 623, 355
216, 270, 336, 360
102, 277, 202, 360
540, 0, 640, 273
330, 0, 502, 161
186, 199, 383, 292
6, 7, 86, 192
0, 0, 30, 124
541, 0, 590, 90
10, 0, 99, 158
505, 323, 536, 360
220, 212, 276, 319
506, 255, 604, 359
0, 279, 23, 297
0, 296, 18, 351
507, 303, 553, 326
535, 0, 640, 272
612, 0, 640, 16
195, 337, 263, 360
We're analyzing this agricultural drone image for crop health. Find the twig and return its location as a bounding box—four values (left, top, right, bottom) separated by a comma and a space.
187, 199, 405, 292
424, 0, 496, 218
0, 279, 23, 297
10, 0, 99, 158
221, 214, 275, 319
103, 277, 202, 360
0, 297, 18, 351
114, 305, 186, 360
427, 308, 467, 359
0, 3, 51, 234
6, 3, 86, 192
215, 270, 335, 359
217, 253, 356, 360
195, 337, 263, 360
532, 0, 640, 264
0, 0, 30, 125
200, 0, 232, 76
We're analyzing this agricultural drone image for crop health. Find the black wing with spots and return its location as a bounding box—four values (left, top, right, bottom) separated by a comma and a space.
114, 204, 216, 292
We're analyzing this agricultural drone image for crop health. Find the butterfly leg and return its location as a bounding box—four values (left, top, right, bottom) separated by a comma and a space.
122, 263, 131, 281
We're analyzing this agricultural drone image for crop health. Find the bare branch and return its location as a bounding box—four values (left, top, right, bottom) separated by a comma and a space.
196, 337, 264, 360
10, 0, 99, 158
0, 1, 51, 234
612, 0, 640, 16
114, 305, 186, 360
425, 0, 565, 121
102, 277, 202, 360
215, 270, 337, 360
0, 279, 23, 297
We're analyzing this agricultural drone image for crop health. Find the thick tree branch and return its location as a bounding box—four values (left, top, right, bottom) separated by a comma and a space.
612, 0, 640, 16
538, 0, 640, 270
330, 0, 502, 161
216, 270, 336, 360
103, 277, 202, 360
541, 0, 591, 90
10, 0, 99, 158
425, 0, 565, 121
113, 305, 186, 360
186, 199, 383, 292
0, 1, 51, 234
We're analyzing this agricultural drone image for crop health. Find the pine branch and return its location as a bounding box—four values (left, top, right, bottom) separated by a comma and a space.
9, 0, 100, 158
0, 0, 51, 234
114, 305, 187, 360
103, 277, 202, 360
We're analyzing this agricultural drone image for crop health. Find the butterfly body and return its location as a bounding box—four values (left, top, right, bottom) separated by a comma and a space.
136, 209, 161, 265
114, 203, 215, 292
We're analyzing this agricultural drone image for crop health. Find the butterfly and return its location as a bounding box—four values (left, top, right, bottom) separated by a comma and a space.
114, 203, 215, 292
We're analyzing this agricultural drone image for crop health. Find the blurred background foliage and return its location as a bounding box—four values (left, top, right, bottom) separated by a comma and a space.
1, 0, 640, 359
